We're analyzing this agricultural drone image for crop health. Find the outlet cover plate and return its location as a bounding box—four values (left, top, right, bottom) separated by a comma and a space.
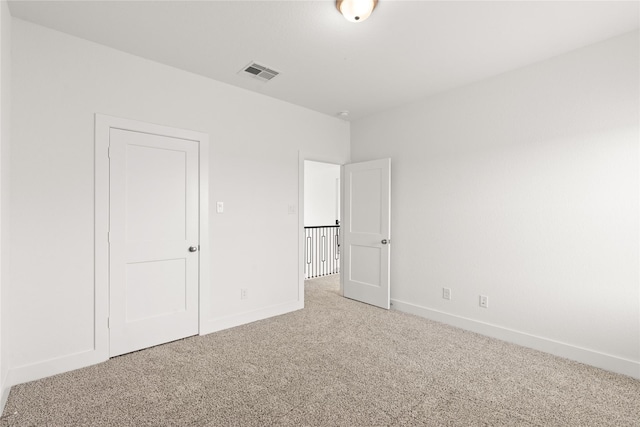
479, 295, 489, 308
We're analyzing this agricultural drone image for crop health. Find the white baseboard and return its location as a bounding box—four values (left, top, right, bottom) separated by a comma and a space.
7, 348, 107, 389
391, 299, 640, 380
4, 300, 304, 391
200, 300, 304, 336
0, 373, 10, 415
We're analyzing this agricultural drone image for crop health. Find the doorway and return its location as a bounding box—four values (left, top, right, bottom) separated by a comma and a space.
303, 160, 341, 280
300, 157, 392, 310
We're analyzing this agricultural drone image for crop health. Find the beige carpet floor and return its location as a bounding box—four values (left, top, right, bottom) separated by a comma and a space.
2, 275, 639, 426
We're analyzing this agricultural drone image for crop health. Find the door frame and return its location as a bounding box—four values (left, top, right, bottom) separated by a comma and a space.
95, 114, 209, 360
298, 154, 345, 298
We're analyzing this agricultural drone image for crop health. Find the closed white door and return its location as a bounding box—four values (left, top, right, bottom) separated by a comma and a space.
109, 128, 199, 357
342, 158, 391, 309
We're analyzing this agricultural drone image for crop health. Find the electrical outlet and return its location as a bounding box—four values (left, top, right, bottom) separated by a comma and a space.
442, 288, 451, 300
479, 295, 489, 308
241, 288, 248, 300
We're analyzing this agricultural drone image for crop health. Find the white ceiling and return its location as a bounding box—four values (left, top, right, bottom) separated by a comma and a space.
8, 0, 640, 121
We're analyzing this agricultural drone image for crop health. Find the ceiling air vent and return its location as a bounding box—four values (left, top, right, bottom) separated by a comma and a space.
239, 62, 280, 82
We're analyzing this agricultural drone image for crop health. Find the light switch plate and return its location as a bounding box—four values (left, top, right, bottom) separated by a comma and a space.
216, 201, 224, 214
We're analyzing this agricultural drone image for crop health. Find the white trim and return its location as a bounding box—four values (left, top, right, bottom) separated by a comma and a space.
95, 114, 210, 360
297, 153, 305, 304
0, 370, 11, 415
198, 132, 210, 338
94, 115, 111, 363
391, 298, 640, 379
4, 348, 99, 386
339, 164, 344, 296
0, 387, 9, 416
200, 300, 303, 336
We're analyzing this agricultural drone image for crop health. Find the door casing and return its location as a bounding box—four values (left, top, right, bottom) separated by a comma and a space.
95, 114, 209, 360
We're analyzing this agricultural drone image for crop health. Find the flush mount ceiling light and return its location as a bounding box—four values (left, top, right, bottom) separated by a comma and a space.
337, 0, 378, 23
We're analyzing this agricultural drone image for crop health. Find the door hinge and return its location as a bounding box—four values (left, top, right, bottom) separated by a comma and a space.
108, 231, 111, 243
107, 146, 111, 158
107, 317, 110, 329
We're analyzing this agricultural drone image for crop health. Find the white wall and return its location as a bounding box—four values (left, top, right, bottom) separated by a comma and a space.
304, 160, 340, 227
9, 18, 349, 385
351, 31, 640, 378
0, 0, 11, 410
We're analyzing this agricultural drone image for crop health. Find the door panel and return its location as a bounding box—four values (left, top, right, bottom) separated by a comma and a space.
109, 128, 199, 357
125, 144, 187, 242
343, 158, 391, 309
350, 245, 381, 286
125, 259, 187, 322
350, 168, 382, 233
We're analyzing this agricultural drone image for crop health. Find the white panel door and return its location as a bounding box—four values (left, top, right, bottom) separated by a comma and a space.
109, 128, 199, 357
342, 158, 391, 309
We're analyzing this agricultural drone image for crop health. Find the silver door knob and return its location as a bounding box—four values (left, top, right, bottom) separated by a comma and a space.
189, 246, 198, 252
381, 239, 389, 245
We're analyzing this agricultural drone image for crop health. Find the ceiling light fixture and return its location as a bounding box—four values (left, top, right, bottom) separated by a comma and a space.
336, 0, 378, 23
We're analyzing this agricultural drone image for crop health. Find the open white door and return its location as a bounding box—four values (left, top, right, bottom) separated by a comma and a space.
109, 128, 200, 357
342, 158, 391, 309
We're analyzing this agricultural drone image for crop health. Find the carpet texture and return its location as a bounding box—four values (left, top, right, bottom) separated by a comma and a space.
2, 275, 639, 426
